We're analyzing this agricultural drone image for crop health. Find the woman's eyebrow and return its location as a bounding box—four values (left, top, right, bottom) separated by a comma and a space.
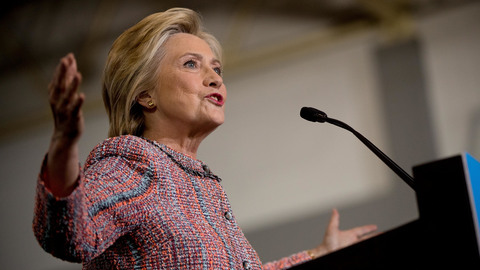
182, 52, 221, 66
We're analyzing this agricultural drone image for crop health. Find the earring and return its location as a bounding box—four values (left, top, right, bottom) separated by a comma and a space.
147, 100, 154, 107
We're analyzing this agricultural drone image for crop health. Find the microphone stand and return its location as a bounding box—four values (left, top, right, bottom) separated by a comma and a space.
301, 107, 416, 191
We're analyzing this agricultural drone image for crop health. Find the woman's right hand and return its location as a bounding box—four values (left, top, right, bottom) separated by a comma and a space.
46, 53, 85, 197
49, 53, 84, 142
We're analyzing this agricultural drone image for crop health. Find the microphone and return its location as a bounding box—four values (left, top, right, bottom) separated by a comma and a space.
300, 107, 328, 123
300, 107, 416, 191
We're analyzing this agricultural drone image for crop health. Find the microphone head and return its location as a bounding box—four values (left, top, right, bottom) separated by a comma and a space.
300, 107, 327, 123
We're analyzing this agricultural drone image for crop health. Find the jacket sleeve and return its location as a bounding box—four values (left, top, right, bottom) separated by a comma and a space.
262, 251, 311, 270
32, 155, 90, 263
32, 137, 155, 263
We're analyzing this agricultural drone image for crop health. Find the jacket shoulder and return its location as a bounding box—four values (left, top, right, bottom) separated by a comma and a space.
85, 135, 162, 167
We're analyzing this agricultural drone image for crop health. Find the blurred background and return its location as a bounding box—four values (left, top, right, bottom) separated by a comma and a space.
1, 0, 479, 269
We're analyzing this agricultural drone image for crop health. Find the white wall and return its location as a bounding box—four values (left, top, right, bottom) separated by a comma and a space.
1, 3, 479, 269
419, 3, 480, 158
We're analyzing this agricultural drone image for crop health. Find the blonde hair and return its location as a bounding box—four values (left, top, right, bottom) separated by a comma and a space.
102, 7, 222, 137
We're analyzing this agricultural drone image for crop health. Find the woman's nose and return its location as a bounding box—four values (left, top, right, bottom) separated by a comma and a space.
204, 69, 223, 88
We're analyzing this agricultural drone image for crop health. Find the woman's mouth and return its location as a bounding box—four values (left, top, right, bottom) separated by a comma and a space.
205, 93, 225, 106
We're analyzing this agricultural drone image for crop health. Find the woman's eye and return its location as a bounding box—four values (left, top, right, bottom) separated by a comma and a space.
213, 67, 223, 76
184, 60, 196, 68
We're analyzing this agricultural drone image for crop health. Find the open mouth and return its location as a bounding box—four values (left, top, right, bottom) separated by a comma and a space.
205, 93, 224, 106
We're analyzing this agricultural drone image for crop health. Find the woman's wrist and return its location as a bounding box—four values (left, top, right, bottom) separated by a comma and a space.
51, 129, 81, 146
306, 249, 316, 259
307, 245, 328, 260
46, 132, 81, 197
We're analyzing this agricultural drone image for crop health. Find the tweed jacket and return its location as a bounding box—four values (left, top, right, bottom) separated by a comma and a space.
33, 135, 311, 269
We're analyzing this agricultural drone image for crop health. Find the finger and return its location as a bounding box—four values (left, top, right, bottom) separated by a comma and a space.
50, 54, 71, 87
61, 71, 82, 108
65, 53, 77, 86
351, 224, 378, 239
359, 231, 381, 241
56, 55, 81, 111
360, 224, 378, 234
49, 53, 76, 105
60, 55, 77, 95
326, 208, 340, 233
71, 89, 85, 118
49, 57, 69, 103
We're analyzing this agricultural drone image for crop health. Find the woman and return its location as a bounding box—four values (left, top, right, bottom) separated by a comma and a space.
33, 7, 377, 269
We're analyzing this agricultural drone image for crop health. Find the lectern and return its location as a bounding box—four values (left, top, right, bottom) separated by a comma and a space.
291, 153, 480, 269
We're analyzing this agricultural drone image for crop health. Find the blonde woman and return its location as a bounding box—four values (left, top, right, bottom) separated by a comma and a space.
34, 7, 377, 269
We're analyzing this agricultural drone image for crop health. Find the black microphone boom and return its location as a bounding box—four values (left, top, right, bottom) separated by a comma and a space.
300, 107, 416, 191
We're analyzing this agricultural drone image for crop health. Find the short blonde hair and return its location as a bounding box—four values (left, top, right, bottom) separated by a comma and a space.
102, 7, 222, 137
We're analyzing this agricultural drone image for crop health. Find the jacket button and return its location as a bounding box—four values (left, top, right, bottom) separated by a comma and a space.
202, 164, 210, 174
243, 261, 251, 270
224, 211, 233, 221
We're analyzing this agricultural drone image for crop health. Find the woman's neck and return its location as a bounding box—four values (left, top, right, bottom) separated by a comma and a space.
142, 114, 220, 159
142, 128, 208, 159
152, 137, 201, 159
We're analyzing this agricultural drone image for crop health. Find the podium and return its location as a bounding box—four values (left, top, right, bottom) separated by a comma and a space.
291, 153, 480, 269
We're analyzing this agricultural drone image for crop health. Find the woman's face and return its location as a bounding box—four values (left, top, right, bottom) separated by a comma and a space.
152, 33, 226, 134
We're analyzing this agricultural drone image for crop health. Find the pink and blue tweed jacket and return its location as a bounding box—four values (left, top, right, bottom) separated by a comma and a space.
33, 135, 311, 269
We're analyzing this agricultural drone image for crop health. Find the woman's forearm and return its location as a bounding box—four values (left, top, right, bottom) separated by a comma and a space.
45, 135, 80, 197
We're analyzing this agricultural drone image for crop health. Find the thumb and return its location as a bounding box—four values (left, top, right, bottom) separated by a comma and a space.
327, 208, 340, 233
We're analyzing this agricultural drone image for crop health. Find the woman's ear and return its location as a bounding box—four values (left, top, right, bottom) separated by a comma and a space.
137, 91, 156, 109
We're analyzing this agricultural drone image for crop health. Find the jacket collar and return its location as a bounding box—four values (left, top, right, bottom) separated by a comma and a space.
144, 137, 222, 182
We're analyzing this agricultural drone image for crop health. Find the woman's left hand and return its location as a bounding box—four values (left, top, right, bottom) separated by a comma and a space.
308, 208, 378, 259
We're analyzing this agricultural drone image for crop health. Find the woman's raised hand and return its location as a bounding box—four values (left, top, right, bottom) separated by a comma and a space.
46, 53, 85, 197
49, 53, 84, 142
